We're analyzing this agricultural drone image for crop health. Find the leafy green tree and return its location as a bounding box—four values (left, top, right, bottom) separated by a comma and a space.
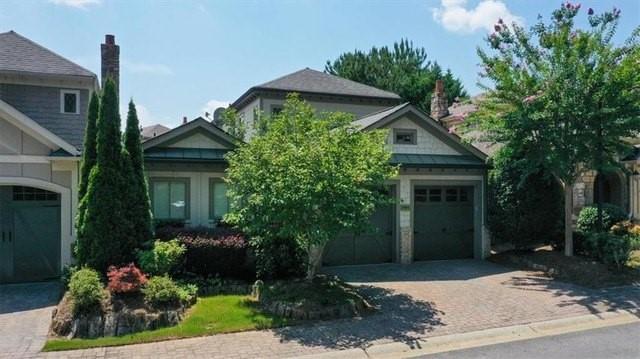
325, 39, 467, 110
220, 107, 246, 141
467, 4, 640, 255
225, 94, 397, 279
77, 79, 130, 270
122, 100, 153, 250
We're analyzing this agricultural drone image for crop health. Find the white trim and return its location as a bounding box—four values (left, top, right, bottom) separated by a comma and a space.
0, 72, 97, 91
60, 89, 80, 115
0, 98, 79, 155
0, 177, 73, 270
0, 155, 50, 163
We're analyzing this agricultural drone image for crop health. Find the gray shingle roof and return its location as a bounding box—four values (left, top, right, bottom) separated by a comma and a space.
391, 154, 486, 168
352, 103, 410, 129
0, 31, 96, 78
144, 147, 230, 162
141, 124, 171, 139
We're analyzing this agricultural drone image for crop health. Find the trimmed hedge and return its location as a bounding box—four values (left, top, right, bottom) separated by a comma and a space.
166, 227, 255, 280
577, 204, 627, 234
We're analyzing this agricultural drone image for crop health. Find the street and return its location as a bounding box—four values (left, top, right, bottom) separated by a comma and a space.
424, 322, 640, 359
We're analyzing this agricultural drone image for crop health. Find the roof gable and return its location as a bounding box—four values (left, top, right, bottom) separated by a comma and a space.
0, 31, 96, 78
356, 104, 487, 161
143, 117, 238, 151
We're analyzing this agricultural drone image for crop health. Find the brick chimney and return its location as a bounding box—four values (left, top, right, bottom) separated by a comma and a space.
430, 79, 449, 120
101, 34, 120, 93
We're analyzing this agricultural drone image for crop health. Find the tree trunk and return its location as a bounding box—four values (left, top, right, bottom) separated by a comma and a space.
564, 181, 574, 256
306, 244, 325, 281
596, 172, 604, 232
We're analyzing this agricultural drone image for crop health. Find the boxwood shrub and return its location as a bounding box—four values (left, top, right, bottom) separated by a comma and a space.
68, 268, 104, 314
576, 204, 627, 234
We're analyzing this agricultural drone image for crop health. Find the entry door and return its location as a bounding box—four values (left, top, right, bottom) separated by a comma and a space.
0, 187, 14, 282
414, 186, 474, 261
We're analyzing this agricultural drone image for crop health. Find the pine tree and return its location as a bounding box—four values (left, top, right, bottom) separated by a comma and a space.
78, 79, 130, 270
122, 100, 153, 250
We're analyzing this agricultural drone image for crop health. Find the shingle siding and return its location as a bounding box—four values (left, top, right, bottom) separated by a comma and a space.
0, 83, 88, 149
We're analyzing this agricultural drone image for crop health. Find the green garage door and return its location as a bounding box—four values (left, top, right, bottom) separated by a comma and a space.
414, 186, 474, 261
323, 187, 395, 266
0, 186, 61, 283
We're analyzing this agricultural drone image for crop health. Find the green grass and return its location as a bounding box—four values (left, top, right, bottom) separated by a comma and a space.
43, 295, 288, 352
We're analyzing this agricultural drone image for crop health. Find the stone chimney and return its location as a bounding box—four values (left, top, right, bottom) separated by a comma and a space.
101, 34, 120, 92
430, 79, 449, 120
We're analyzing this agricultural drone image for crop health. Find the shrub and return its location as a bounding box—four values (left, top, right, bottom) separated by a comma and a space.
68, 268, 104, 313
576, 204, 627, 234
252, 236, 305, 280
585, 232, 632, 269
154, 220, 186, 240
487, 148, 564, 249
177, 227, 254, 279
61, 265, 79, 289
106, 263, 148, 294
137, 239, 186, 275
142, 275, 197, 307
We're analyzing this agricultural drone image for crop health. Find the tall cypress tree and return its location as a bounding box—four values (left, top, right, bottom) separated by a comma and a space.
122, 100, 153, 249
78, 79, 130, 270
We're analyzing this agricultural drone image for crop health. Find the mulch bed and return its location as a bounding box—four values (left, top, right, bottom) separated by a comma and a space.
490, 246, 640, 289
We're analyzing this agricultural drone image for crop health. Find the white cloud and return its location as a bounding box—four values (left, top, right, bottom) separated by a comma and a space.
49, 0, 101, 9
122, 60, 173, 76
432, 0, 523, 34
202, 99, 229, 120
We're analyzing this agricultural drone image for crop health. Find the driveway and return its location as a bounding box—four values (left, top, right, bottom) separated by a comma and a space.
36, 260, 639, 359
0, 281, 61, 359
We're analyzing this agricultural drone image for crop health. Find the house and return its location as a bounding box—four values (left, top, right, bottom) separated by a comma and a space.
145, 68, 490, 267
0, 32, 489, 283
0, 31, 99, 283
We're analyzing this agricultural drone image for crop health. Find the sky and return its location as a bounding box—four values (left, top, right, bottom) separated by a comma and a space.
0, 0, 638, 128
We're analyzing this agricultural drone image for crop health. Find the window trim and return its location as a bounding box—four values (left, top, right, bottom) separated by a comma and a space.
393, 128, 417, 145
149, 177, 191, 220
209, 178, 230, 221
60, 89, 80, 114
270, 105, 283, 116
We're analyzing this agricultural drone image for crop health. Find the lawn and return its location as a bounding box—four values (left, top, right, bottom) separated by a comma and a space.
43, 295, 288, 352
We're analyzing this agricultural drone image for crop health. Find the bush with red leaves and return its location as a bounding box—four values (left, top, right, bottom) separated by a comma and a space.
107, 263, 148, 294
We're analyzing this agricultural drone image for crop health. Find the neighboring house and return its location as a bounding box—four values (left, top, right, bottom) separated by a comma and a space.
148, 70, 490, 266
141, 124, 170, 140
436, 88, 640, 223
0, 31, 100, 283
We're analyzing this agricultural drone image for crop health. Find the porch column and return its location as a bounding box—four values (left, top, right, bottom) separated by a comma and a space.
398, 177, 412, 264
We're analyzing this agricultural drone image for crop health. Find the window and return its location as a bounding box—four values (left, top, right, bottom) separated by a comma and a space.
209, 179, 230, 221
150, 178, 189, 220
446, 188, 458, 202
428, 189, 442, 202
60, 90, 80, 114
414, 188, 427, 203
271, 106, 283, 116
12, 186, 58, 201
393, 129, 417, 145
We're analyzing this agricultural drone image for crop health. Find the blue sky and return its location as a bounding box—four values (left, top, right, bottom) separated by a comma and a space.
1, 0, 638, 128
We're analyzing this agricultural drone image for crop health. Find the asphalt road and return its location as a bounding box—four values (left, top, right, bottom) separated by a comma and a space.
423, 322, 640, 359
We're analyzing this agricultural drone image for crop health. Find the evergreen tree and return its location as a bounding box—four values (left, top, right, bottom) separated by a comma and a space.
122, 100, 153, 250
77, 79, 130, 270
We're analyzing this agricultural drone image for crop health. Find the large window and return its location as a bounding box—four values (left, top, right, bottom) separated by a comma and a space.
209, 178, 229, 221
151, 178, 189, 220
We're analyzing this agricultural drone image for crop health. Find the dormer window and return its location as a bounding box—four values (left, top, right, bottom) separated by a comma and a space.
60, 90, 79, 114
393, 129, 417, 145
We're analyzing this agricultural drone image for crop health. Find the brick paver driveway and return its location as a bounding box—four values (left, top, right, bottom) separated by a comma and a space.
0, 281, 61, 359
38, 260, 639, 358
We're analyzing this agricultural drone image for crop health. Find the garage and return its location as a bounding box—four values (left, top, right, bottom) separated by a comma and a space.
413, 186, 474, 261
323, 187, 396, 266
0, 186, 61, 283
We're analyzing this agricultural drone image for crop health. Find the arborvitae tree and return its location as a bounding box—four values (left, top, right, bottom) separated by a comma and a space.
122, 100, 153, 250
75, 92, 99, 258
78, 92, 100, 200
77, 79, 130, 270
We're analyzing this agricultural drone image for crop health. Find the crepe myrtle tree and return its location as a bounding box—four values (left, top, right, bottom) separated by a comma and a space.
466, 3, 640, 255
225, 94, 398, 279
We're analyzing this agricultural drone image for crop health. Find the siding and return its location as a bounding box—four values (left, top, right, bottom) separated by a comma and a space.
0, 83, 88, 149
387, 117, 462, 156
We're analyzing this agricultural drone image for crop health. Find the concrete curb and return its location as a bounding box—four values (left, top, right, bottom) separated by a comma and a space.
296, 310, 639, 359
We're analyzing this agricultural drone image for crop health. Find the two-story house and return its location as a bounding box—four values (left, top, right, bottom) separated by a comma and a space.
0, 31, 103, 283
142, 69, 490, 267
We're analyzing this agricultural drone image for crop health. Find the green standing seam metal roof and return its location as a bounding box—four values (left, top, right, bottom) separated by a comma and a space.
144, 147, 230, 162
391, 153, 487, 168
